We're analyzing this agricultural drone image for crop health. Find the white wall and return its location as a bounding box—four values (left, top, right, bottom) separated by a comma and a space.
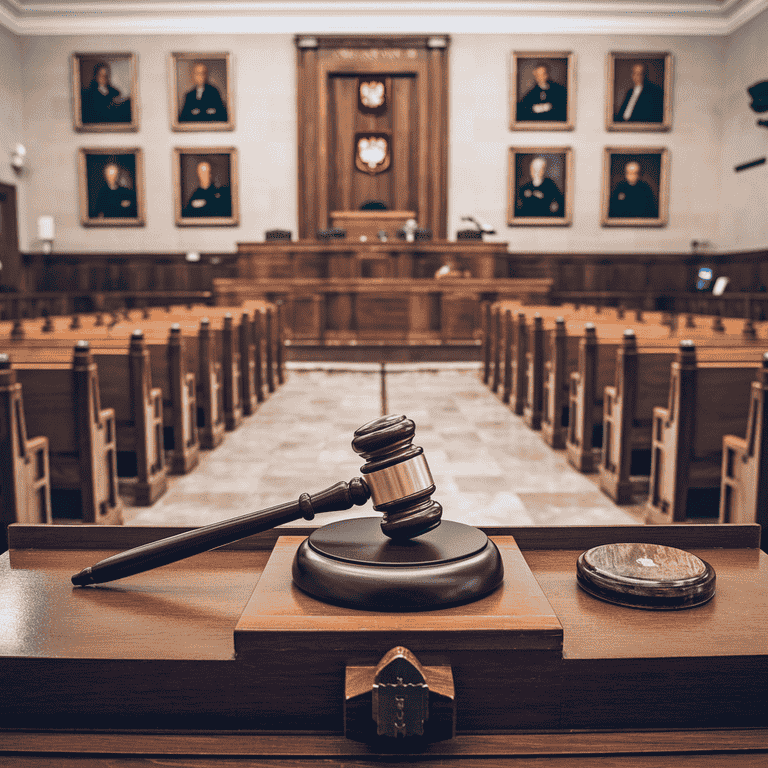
719, 8, 768, 252
15, 30, 735, 254
450, 33, 726, 253
0, 24, 25, 246
19, 34, 296, 254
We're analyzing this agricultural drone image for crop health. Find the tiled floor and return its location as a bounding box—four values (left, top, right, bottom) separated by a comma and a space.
124, 364, 643, 529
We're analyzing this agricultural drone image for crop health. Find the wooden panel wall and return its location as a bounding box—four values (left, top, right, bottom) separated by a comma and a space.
296, 35, 449, 239
327, 74, 419, 213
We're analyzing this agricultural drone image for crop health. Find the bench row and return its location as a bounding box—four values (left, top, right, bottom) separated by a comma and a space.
481, 301, 768, 537
1, 303, 285, 541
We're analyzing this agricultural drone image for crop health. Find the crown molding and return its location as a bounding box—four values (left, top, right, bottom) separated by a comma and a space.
1, 0, 766, 36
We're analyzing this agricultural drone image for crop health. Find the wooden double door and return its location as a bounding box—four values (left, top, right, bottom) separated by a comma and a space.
296, 35, 449, 239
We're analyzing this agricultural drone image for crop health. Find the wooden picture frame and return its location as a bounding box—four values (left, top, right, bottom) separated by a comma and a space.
72, 53, 138, 132
602, 146, 669, 227
78, 147, 145, 227
170, 52, 234, 132
606, 52, 673, 132
510, 52, 575, 131
173, 147, 238, 226
508, 147, 573, 226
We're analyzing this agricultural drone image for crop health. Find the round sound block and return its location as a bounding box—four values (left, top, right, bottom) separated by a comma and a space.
292, 518, 504, 611
576, 543, 716, 610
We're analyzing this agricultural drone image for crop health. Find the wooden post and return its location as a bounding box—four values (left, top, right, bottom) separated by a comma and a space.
73, 341, 122, 524
276, 301, 286, 386
222, 313, 243, 431
0, 355, 51, 532
600, 329, 638, 504
523, 313, 544, 430
265, 308, 276, 394
167, 324, 199, 474
240, 311, 257, 416
481, 302, 491, 384
253, 310, 265, 403
512, 312, 528, 416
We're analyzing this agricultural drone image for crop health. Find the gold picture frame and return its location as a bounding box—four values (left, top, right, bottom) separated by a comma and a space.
508, 146, 573, 226
510, 52, 575, 131
173, 147, 239, 227
606, 52, 673, 132
170, 52, 234, 132
72, 52, 138, 132
601, 146, 669, 227
78, 147, 145, 227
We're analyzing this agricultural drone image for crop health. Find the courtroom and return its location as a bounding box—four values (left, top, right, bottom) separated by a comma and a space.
0, 0, 767, 765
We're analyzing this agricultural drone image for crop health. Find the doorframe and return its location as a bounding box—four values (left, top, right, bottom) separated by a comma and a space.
0, 182, 21, 291
296, 35, 449, 240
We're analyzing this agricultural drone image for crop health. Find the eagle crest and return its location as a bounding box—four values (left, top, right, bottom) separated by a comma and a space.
355, 133, 391, 175
360, 80, 385, 109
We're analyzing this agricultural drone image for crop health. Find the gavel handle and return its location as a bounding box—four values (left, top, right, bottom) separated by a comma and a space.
71, 478, 371, 586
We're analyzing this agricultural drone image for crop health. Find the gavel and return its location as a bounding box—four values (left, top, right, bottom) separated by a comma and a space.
72, 414, 442, 586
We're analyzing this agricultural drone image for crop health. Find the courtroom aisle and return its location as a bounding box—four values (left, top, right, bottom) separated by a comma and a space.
124, 365, 640, 527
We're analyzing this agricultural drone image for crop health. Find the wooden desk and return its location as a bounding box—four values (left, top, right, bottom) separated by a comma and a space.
1, 523, 766, 765
235, 240, 513, 281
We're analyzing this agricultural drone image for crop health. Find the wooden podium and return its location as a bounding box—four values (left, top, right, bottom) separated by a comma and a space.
2, 522, 767, 765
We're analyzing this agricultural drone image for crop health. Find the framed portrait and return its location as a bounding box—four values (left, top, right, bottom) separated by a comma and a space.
170, 52, 233, 131
72, 53, 138, 132
606, 52, 673, 132
602, 147, 669, 227
510, 52, 575, 131
173, 147, 239, 226
508, 147, 573, 226
78, 148, 145, 227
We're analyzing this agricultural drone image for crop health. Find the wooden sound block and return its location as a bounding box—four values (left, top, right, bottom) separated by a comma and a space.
292, 518, 503, 610
577, 543, 716, 610
234, 533, 562, 661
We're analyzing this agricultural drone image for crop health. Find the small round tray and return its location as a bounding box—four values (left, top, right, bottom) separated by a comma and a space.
576, 543, 716, 610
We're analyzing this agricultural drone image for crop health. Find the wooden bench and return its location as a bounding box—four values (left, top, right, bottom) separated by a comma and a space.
595, 330, 768, 504
561, 317, 763, 474
0, 354, 51, 546
8, 333, 167, 507
24, 316, 225, 452
720, 354, 768, 533
6, 323, 201, 476
9, 342, 122, 524
647, 341, 763, 523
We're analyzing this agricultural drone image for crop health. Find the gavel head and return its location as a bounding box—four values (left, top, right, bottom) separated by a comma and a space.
352, 414, 442, 540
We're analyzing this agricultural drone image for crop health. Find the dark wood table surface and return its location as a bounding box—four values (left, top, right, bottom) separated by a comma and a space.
1, 523, 766, 766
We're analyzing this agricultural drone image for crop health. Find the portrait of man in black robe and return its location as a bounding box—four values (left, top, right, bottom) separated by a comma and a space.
176, 149, 237, 226
179, 63, 228, 123
604, 149, 666, 226
509, 148, 571, 226
172, 54, 232, 131
512, 54, 573, 129
74, 54, 137, 131
608, 54, 671, 131
516, 62, 568, 123
81, 150, 143, 226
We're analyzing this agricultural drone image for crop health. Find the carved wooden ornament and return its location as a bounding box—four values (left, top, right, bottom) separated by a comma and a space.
372, 647, 428, 738
358, 79, 387, 113
355, 133, 391, 175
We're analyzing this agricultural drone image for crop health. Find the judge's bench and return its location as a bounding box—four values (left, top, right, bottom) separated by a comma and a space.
215, 239, 551, 359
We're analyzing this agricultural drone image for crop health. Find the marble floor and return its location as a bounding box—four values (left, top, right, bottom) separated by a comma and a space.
124, 364, 643, 529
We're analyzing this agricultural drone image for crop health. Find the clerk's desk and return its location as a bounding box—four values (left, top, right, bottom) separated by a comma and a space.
1, 522, 767, 766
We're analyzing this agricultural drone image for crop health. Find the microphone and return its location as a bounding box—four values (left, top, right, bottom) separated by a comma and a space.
71, 414, 442, 586
460, 215, 496, 235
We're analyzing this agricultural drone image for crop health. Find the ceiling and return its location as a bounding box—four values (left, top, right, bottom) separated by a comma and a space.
1, 0, 766, 35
